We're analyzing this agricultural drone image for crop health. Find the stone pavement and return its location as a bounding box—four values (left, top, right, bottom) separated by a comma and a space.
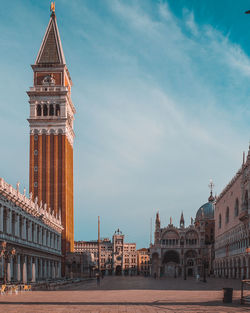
0, 276, 249, 312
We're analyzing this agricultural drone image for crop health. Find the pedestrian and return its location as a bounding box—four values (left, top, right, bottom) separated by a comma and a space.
96, 273, 100, 287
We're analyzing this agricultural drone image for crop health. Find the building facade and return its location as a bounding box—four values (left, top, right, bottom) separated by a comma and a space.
74, 229, 137, 275
27, 8, 75, 258
150, 191, 215, 278
0, 178, 63, 283
65, 251, 94, 278
214, 148, 250, 279
137, 248, 150, 276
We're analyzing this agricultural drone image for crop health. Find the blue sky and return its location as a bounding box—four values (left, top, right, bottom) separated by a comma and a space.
0, 0, 249, 248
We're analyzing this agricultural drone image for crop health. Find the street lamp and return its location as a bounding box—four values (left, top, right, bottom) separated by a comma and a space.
183, 258, 186, 280
0, 241, 16, 284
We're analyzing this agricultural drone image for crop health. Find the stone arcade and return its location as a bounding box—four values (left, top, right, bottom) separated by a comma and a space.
0, 178, 63, 283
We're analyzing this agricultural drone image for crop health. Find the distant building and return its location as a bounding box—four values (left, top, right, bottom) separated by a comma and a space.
65, 251, 94, 278
74, 229, 137, 275
150, 190, 215, 278
214, 147, 250, 279
137, 248, 150, 276
0, 178, 63, 283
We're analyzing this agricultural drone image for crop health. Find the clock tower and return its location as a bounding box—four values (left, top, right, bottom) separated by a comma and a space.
27, 7, 75, 262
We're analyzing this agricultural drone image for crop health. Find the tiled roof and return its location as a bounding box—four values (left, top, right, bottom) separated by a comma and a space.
35, 14, 66, 65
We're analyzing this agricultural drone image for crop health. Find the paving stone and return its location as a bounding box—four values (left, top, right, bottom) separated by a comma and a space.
0, 276, 247, 312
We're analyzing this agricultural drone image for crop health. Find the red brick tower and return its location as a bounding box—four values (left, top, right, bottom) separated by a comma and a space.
27, 6, 75, 266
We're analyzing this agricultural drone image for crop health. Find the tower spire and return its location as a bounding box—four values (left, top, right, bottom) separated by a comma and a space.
35, 5, 66, 65
208, 179, 215, 202
180, 211, 185, 228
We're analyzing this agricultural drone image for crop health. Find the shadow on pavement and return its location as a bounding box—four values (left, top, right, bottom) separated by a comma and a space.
58, 276, 242, 291
0, 300, 246, 308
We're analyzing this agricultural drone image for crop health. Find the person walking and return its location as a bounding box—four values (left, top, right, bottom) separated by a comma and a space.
96, 273, 100, 287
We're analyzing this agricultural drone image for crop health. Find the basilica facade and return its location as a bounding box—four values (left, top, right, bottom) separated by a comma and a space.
150, 191, 215, 278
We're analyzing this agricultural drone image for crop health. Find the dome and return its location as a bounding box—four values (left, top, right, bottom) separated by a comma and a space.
195, 192, 215, 220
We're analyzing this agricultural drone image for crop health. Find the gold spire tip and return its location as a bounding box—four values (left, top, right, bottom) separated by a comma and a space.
50, 2, 55, 13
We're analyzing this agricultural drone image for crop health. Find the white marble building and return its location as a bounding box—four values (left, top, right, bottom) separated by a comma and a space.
0, 178, 63, 283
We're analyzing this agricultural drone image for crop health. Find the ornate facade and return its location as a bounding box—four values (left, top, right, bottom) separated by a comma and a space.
74, 229, 137, 275
150, 191, 215, 278
27, 8, 75, 258
137, 248, 150, 276
0, 178, 63, 283
214, 147, 250, 279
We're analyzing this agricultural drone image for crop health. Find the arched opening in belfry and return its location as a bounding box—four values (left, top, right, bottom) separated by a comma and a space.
49, 104, 54, 116
43, 104, 48, 116
56, 104, 60, 116
37, 104, 42, 116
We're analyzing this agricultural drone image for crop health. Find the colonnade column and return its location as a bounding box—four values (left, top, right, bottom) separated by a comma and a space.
40, 258, 43, 280
22, 256, 27, 283
7, 261, 11, 282
17, 255, 21, 282
32, 257, 36, 282
52, 261, 55, 279
58, 262, 61, 278
44, 260, 47, 279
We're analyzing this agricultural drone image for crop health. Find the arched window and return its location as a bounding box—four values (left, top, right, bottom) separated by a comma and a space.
219, 214, 222, 228
49, 104, 54, 116
26, 220, 29, 240
3, 208, 7, 233
32, 223, 34, 242
226, 207, 229, 224
43, 105, 48, 116
36, 105, 41, 116
12, 212, 15, 236
244, 190, 248, 210
56, 104, 60, 116
19, 217, 22, 237
234, 198, 239, 217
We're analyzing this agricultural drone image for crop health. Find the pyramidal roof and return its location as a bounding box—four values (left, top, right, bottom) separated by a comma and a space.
35, 13, 66, 65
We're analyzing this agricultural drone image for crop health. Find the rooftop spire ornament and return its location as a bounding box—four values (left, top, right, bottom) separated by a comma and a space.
208, 179, 215, 202
50, 2, 55, 16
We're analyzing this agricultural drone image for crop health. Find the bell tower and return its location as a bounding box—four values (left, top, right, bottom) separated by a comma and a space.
27, 5, 75, 258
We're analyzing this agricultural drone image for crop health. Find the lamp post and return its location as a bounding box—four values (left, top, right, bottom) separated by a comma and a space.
0, 241, 16, 284
184, 258, 186, 280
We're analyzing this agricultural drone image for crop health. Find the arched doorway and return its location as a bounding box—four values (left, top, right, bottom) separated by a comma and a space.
162, 250, 180, 277
184, 250, 197, 277
115, 265, 122, 275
